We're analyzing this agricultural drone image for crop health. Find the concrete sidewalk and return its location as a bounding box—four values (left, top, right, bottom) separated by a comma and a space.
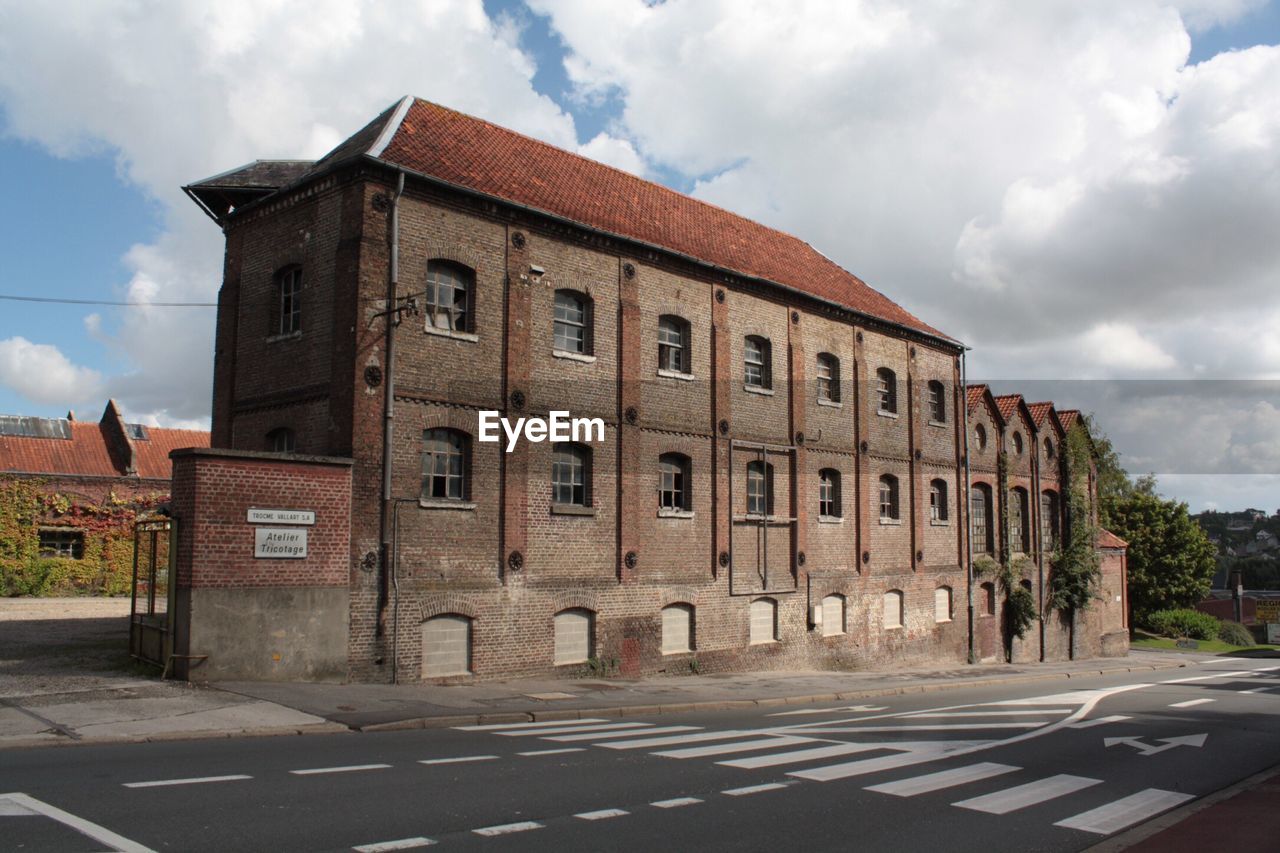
219, 650, 1198, 732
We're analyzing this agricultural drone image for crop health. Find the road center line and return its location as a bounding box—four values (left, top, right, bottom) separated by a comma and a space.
289, 764, 392, 776
517, 748, 585, 756
472, 821, 543, 836
123, 774, 252, 788
352, 837, 435, 852
1169, 698, 1215, 708
574, 808, 628, 820
651, 797, 703, 808
1162, 671, 1250, 684
723, 783, 789, 796
418, 755, 498, 765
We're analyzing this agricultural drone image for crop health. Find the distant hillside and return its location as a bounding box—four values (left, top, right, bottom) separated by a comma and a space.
1195, 508, 1280, 590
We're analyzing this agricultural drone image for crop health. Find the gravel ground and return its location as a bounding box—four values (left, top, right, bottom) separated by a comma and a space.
0, 597, 151, 698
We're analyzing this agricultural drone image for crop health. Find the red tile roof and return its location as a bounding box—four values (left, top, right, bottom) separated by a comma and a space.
1097, 528, 1128, 549
134, 429, 211, 479
1026, 401, 1055, 428
1057, 409, 1081, 432
994, 394, 1023, 422
0, 409, 207, 481
966, 384, 989, 411
366, 98, 953, 343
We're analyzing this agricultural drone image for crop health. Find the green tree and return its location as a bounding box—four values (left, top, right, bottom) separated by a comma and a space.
1107, 490, 1217, 619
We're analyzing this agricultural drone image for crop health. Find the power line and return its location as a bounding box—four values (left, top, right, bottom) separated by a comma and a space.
0, 294, 217, 307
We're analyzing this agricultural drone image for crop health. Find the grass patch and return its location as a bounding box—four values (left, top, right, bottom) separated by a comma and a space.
1131, 630, 1280, 655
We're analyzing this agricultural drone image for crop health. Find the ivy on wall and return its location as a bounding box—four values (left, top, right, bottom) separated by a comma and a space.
0, 476, 166, 596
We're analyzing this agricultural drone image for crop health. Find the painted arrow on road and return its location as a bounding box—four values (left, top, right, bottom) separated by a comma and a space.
1105, 733, 1208, 756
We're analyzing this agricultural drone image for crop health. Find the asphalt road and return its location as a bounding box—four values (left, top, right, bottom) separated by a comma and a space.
3, 657, 1279, 853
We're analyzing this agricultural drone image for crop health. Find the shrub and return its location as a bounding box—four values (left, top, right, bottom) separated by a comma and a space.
1144, 608, 1221, 641
1217, 620, 1255, 647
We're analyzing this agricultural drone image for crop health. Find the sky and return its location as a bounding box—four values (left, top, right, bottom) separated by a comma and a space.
1, 0, 1278, 514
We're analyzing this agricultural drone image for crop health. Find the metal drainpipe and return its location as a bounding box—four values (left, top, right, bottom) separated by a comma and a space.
962, 349, 975, 664
378, 171, 405, 646
1032, 409, 1045, 662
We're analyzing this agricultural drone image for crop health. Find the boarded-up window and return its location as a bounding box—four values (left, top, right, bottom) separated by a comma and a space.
821, 594, 845, 637
883, 590, 904, 629
981, 582, 996, 616
662, 604, 694, 654
554, 608, 593, 665
749, 598, 777, 644
422, 614, 471, 677
935, 587, 953, 623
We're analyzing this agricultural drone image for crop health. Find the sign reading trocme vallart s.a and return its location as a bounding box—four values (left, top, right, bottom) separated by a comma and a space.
246, 508, 316, 525
254, 527, 307, 559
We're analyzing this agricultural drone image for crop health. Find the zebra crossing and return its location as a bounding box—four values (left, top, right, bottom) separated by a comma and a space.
455, 685, 1195, 836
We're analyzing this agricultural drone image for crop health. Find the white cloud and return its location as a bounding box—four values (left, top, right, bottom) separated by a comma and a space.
0, 337, 103, 408
1079, 323, 1178, 373
0, 0, 593, 424
576, 132, 646, 176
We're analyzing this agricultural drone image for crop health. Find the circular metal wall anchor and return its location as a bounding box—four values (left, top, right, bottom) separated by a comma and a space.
507, 550, 524, 571
916, 550, 924, 562
718, 419, 730, 435
371, 193, 390, 213
795, 431, 805, 445
797, 551, 806, 566
861, 551, 870, 564
791, 311, 800, 324
716, 289, 726, 303
859, 440, 869, 453
719, 551, 731, 568
625, 406, 639, 424
910, 346, 917, 358
624, 551, 638, 570
914, 449, 923, 460
622, 262, 636, 279
511, 231, 526, 249
510, 390, 526, 410
360, 551, 378, 572
856, 331, 864, 343
363, 365, 383, 388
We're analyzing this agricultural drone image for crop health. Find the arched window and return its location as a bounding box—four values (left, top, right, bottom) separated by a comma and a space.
876, 367, 897, 414
935, 586, 953, 623
1044, 437, 1056, 459
1041, 490, 1061, 553
554, 289, 593, 355
981, 582, 996, 616
930, 478, 949, 522
744, 335, 772, 389
883, 590, 904, 629
1010, 487, 1030, 553
662, 603, 695, 653
267, 427, 295, 454
928, 380, 946, 423
816, 353, 840, 403
971, 483, 994, 554
878, 474, 899, 521
974, 423, 987, 450
1013, 431, 1024, 454
554, 608, 594, 664
658, 315, 690, 374
819, 469, 841, 518
425, 259, 474, 333
552, 443, 591, 506
422, 428, 469, 501
422, 614, 472, 677
749, 598, 778, 644
746, 460, 774, 516
659, 452, 691, 512
275, 266, 302, 336
821, 594, 846, 637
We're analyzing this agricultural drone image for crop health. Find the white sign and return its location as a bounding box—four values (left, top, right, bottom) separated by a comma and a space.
1267, 623, 1280, 645
247, 508, 315, 526
254, 528, 308, 559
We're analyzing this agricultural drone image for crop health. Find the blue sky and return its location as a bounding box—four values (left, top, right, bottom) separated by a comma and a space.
1, 0, 1279, 512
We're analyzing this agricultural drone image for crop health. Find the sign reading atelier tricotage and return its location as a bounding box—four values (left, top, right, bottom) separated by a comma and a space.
254, 528, 307, 559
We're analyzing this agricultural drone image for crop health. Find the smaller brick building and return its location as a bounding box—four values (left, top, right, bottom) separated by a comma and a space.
0, 401, 208, 596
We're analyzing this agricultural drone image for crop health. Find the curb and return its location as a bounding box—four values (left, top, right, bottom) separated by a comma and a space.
0, 721, 348, 750
354, 659, 1186, 732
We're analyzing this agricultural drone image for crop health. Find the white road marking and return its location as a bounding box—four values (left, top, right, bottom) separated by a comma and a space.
417, 755, 498, 765
599, 730, 758, 750
1162, 671, 1250, 684
651, 797, 703, 808
574, 809, 628, 820
496, 722, 652, 737
0, 792, 156, 853
904, 710, 1071, 718
353, 837, 435, 852
549, 725, 700, 742
954, 774, 1102, 814
720, 742, 885, 769
788, 723, 1044, 734
1068, 715, 1132, 729
768, 704, 888, 717
1055, 789, 1195, 835
123, 775, 252, 789
791, 749, 963, 782
864, 763, 1019, 797
456, 718, 607, 731
517, 748, 585, 756
723, 783, 789, 796
1170, 698, 1215, 708
289, 764, 392, 776
1241, 686, 1276, 694
472, 821, 543, 836
655, 735, 813, 759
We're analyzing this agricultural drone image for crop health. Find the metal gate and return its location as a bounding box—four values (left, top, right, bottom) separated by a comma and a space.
129, 518, 175, 668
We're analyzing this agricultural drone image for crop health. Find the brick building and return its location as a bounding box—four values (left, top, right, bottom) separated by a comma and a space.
0, 401, 208, 595
184, 97, 1126, 682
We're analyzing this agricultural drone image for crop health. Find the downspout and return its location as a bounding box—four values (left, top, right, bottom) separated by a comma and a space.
378, 172, 405, 648
962, 350, 974, 664
1032, 410, 1045, 662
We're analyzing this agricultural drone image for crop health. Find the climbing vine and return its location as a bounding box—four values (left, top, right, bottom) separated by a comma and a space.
1047, 425, 1101, 615
0, 476, 166, 597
